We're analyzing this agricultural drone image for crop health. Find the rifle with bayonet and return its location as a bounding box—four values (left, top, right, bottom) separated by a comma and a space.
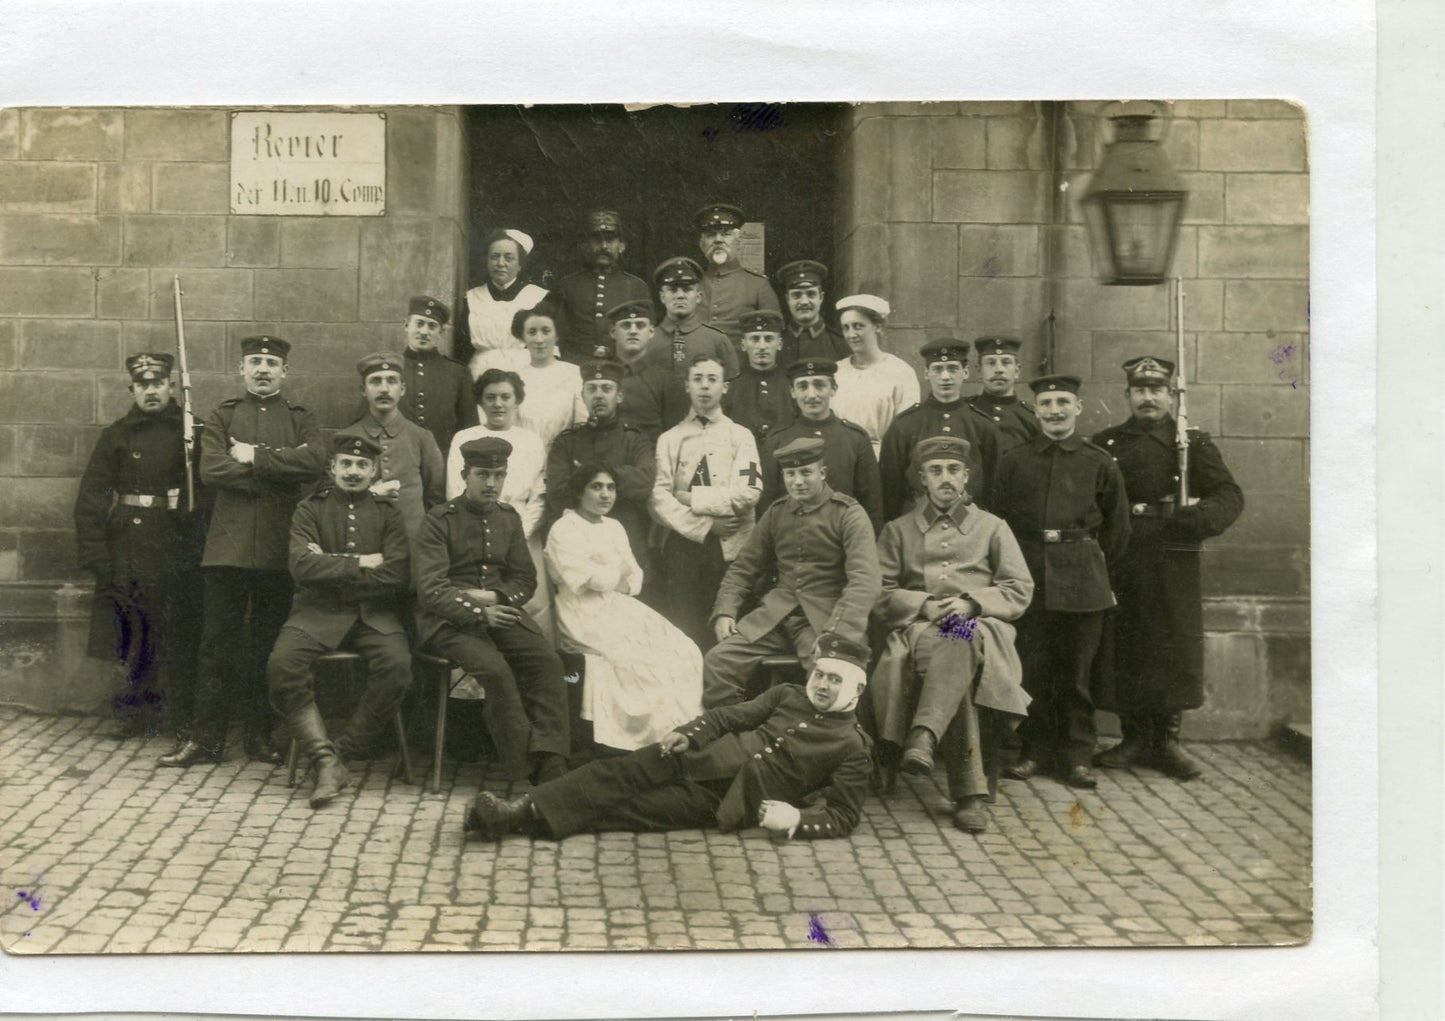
1175, 276, 1192, 508
173, 276, 197, 513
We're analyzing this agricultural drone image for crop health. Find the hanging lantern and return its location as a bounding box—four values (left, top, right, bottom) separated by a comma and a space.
1082, 102, 1189, 285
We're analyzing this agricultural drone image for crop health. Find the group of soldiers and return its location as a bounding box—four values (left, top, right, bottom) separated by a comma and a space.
74, 201, 1243, 843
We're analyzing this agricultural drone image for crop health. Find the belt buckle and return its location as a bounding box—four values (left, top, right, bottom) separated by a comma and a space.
1043, 529, 1061, 543
136, 494, 156, 508
1131, 503, 1148, 516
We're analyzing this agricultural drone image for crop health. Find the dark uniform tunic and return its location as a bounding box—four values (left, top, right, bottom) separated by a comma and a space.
699, 262, 781, 344
266, 487, 412, 738
703, 486, 882, 707
397, 346, 479, 458
781, 321, 850, 368
989, 431, 1131, 769
965, 392, 1041, 452
73, 400, 207, 728
614, 359, 687, 443
649, 313, 740, 380
1090, 417, 1244, 713
413, 495, 569, 778
723, 363, 796, 447
879, 397, 1002, 519
555, 268, 651, 365
191, 389, 323, 750
758, 414, 884, 533
543, 416, 656, 568
529, 683, 871, 840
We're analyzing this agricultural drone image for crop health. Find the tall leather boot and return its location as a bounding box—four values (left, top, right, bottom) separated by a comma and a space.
1152, 712, 1203, 781
1093, 715, 1151, 769
291, 703, 351, 808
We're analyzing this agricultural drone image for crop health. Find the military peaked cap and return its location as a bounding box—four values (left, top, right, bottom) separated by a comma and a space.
333, 433, 382, 460
126, 352, 174, 381
1122, 355, 1176, 385
694, 203, 744, 231
776, 260, 828, 290
773, 436, 826, 469
740, 309, 785, 335
1028, 374, 1082, 395
919, 338, 970, 366
409, 295, 450, 325
460, 436, 512, 469
356, 351, 403, 379
785, 357, 837, 380
241, 335, 291, 360
653, 257, 703, 287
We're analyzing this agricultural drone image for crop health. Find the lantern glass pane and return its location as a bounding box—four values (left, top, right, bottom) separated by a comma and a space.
1102, 196, 1181, 280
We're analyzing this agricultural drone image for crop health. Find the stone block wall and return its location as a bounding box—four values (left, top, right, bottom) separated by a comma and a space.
0, 105, 468, 711
836, 100, 1310, 738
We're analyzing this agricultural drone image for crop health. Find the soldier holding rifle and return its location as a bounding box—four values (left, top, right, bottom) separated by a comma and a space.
1091, 355, 1243, 780
73, 351, 207, 742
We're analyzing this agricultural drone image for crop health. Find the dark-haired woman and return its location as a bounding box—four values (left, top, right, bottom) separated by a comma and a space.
545, 463, 702, 750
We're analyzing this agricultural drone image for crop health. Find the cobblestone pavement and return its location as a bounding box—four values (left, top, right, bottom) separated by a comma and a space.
0, 706, 1310, 953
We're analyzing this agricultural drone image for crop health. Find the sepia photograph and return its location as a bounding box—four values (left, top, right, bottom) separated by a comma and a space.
0, 98, 1311, 958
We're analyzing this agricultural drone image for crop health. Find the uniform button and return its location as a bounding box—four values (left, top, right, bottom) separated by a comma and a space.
132, 517, 142, 525
455, 596, 463, 602
346, 541, 356, 549
753, 753, 762, 760
800, 722, 808, 729
942, 426, 952, 433
943, 413, 951, 419
348, 514, 356, 520
132, 451, 141, 458
786, 728, 795, 734
764, 747, 773, 754
473, 607, 482, 614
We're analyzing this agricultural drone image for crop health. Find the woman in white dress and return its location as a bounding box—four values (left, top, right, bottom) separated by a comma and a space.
446, 368, 555, 642
460, 228, 550, 376
545, 462, 703, 750
511, 303, 587, 453
830, 293, 922, 457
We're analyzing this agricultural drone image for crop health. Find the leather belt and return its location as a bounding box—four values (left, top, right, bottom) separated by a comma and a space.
1130, 501, 1172, 518
119, 491, 179, 509
1038, 529, 1095, 544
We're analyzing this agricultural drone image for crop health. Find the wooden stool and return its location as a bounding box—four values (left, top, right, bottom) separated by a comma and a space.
413, 650, 467, 794
285, 650, 415, 788
746, 653, 804, 699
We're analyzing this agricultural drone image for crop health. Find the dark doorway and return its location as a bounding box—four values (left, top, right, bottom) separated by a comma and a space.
464, 103, 846, 294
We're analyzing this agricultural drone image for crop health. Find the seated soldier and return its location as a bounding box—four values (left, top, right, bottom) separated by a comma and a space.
265, 434, 412, 809
702, 436, 881, 708
870, 436, 1033, 832
413, 435, 570, 786
464, 634, 873, 843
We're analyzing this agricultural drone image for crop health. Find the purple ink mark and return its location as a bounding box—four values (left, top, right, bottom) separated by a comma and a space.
936, 611, 977, 642
16, 889, 41, 911
807, 913, 835, 946
1268, 344, 1301, 389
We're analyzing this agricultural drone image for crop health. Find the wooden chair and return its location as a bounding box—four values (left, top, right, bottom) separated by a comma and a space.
284, 650, 415, 788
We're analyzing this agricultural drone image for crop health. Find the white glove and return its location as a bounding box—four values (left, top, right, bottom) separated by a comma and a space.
758, 799, 801, 838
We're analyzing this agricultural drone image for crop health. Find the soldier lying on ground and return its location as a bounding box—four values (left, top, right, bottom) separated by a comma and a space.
463, 634, 872, 842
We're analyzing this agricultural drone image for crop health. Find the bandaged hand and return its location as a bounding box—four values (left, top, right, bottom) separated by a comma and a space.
369, 479, 401, 501
758, 799, 800, 838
